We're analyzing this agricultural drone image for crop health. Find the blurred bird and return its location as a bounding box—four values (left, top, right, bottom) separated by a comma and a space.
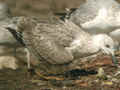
0, 2, 21, 56
69, 0, 120, 34
6, 17, 118, 74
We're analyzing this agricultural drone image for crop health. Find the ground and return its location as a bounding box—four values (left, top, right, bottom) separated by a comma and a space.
0, 54, 120, 90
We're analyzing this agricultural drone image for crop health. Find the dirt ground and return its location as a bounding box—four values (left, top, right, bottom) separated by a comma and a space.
1, 55, 120, 90
0, 0, 120, 90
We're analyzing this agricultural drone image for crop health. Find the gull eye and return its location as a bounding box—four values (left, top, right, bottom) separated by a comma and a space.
106, 44, 110, 48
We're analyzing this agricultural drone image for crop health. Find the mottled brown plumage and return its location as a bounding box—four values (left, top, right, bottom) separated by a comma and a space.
7, 17, 116, 74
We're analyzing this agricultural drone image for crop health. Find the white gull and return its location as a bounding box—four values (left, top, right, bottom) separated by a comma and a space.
69, 0, 120, 34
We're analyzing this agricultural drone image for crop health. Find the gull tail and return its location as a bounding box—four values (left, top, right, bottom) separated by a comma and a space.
6, 27, 26, 47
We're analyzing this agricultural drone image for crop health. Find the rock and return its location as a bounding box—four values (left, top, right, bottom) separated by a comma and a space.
0, 56, 18, 70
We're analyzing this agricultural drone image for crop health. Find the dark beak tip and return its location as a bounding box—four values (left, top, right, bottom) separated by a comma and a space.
111, 55, 119, 66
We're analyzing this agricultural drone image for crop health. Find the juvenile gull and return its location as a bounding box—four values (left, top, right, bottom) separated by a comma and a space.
6, 17, 117, 74
69, 0, 120, 34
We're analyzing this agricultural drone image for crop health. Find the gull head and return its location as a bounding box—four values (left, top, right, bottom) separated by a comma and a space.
92, 34, 118, 65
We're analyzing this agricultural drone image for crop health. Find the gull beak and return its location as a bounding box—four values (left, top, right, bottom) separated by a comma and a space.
111, 54, 118, 66
110, 49, 118, 66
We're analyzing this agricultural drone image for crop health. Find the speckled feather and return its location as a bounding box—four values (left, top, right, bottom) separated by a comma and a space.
15, 17, 99, 65
7, 16, 117, 74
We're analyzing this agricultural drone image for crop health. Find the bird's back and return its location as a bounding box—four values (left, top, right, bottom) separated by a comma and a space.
23, 18, 90, 47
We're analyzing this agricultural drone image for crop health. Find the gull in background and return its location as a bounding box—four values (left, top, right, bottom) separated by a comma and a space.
69, 0, 120, 34
0, 2, 20, 56
6, 17, 118, 73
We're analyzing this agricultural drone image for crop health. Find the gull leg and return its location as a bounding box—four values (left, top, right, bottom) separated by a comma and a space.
24, 48, 31, 69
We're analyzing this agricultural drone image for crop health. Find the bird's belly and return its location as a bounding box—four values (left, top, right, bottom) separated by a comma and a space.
73, 48, 98, 58
67, 44, 98, 59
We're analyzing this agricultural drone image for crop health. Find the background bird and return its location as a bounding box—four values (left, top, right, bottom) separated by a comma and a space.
0, 2, 21, 56
69, 0, 120, 34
